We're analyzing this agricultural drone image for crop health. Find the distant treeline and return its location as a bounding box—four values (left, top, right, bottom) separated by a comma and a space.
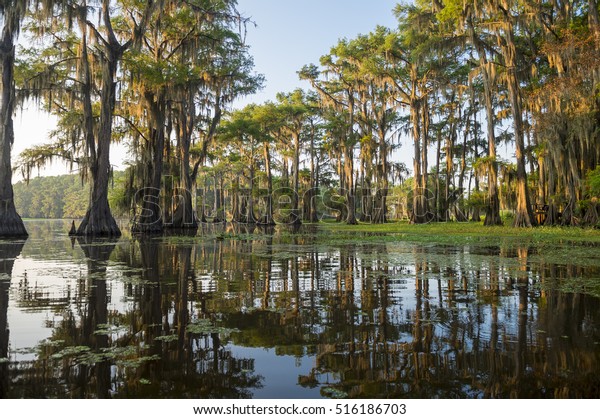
14, 172, 126, 219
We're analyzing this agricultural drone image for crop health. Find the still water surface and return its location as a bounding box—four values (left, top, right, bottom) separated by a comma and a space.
1, 220, 600, 398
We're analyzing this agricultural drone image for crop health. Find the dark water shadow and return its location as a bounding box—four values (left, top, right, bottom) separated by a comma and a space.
0, 240, 27, 398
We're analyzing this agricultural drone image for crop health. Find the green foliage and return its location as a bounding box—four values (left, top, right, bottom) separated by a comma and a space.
437, 0, 463, 23
586, 167, 600, 198
465, 190, 486, 211
186, 319, 239, 336
317, 220, 600, 246
13, 171, 128, 219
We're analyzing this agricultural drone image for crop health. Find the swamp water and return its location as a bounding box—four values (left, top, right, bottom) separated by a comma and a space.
1, 220, 600, 398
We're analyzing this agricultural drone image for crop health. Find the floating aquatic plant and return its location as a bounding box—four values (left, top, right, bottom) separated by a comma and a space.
321, 386, 348, 399
51, 346, 91, 360
116, 355, 161, 368
154, 334, 179, 343
185, 318, 239, 336
94, 324, 128, 336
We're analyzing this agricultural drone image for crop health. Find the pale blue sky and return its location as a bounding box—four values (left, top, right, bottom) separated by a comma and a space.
235, 0, 400, 105
13, 0, 403, 179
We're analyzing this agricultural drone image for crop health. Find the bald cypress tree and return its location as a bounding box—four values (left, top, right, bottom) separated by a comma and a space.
0, 1, 28, 236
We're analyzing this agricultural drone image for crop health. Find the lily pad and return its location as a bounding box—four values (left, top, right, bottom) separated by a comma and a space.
321, 386, 348, 399
51, 346, 91, 360
154, 334, 179, 343
186, 319, 239, 336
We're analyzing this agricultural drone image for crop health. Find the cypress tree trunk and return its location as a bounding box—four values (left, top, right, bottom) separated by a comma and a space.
444, 125, 454, 221
468, 15, 502, 226
261, 143, 275, 225
213, 173, 225, 222
421, 99, 431, 221
455, 118, 469, 222
76, 44, 121, 237
373, 128, 389, 224
302, 151, 318, 223
80, 0, 156, 236
434, 130, 442, 221
470, 113, 481, 222
289, 132, 302, 225
246, 161, 257, 224
501, 17, 535, 227
561, 162, 580, 226
307, 125, 319, 222
582, 198, 599, 226
0, 24, 27, 237
359, 165, 369, 222
231, 177, 243, 223
343, 142, 357, 225
544, 166, 559, 225
169, 102, 198, 230
410, 100, 430, 223
132, 90, 166, 234
344, 95, 357, 225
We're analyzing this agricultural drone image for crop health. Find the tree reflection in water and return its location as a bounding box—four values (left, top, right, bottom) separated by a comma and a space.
0, 240, 26, 398
2, 221, 600, 398
295, 243, 600, 398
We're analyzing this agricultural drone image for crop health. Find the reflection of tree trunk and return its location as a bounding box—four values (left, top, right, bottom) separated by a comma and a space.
144, 243, 163, 316
137, 238, 163, 369
485, 257, 501, 397
413, 249, 423, 354
0, 241, 25, 397
0, 275, 9, 397
515, 246, 529, 397
77, 237, 117, 399
377, 244, 390, 379
175, 245, 193, 362
262, 262, 271, 310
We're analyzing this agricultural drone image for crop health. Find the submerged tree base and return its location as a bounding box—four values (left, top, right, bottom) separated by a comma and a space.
166, 197, 198, 230
131, 222, 163, 234
75, 206, 121, 237
0, 205, 28, 237
513, 210, 535, 228
484, 209, 503, 226
164, 217, 199, 231
164, 223, 199, 232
